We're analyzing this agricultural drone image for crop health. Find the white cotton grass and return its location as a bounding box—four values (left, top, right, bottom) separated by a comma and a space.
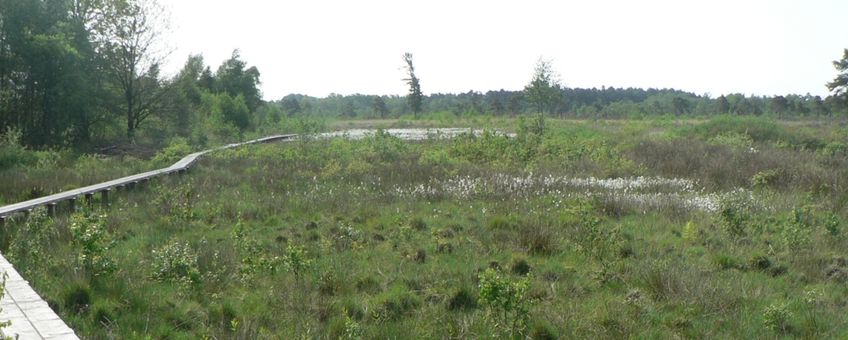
317, 128, 475, 141
391, 173, 754, 213
314, 128, 516, 141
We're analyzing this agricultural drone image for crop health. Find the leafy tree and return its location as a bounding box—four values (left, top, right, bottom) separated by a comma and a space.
0, 0, 105, 146
465, 90, 484, 114
174, 55, 206, 106
215, 50, 262, 112
198, 66, 215, 91
769, 96, 789, 117
507, 93, 524, 116
201, 92, 250, 133
671, 97, 690, 115
827, 48, 848, 109
168, 55, 206, 137
372, 96, 389, 118
716, 95, 730, 114
281, 95, 301, 117
488, 96, 505, 115
524, 58, 563, 116
98, 0, 170, 140
402, 52, 423, 117
809, 95, 828, 116
342, 99, 355, 118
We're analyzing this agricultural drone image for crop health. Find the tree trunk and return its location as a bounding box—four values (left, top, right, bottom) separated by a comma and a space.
126, 73, 135, 140
126, 91, 135, 140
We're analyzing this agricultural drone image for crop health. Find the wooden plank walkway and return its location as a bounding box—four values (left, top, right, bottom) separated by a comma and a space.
0, 134, 296, 220
0, 134, 296, 339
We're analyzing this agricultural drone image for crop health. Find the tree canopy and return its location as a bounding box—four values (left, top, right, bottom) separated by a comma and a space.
827, 48, 848, 106
524, 58, 563, 115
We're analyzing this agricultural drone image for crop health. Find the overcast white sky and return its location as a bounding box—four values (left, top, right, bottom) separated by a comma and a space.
161, 0, 847, 100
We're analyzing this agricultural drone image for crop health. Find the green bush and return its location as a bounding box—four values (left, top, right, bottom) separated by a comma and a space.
719, 194, 752, 239
478, 268, 534, 337
751, 169, 781, 189
0, 127, 38, 169
709, 131, 754, 150
692, 115, 828, 151
70, 212, 116, 277
233, 220, 282, 281
283, 244, 310, 277
8, 207, 55, 276
713, 254, 745, 271
782, 207, 814, 252
151, 240, 201, 286
151, 137, 193, 166
763, 303, 793, 333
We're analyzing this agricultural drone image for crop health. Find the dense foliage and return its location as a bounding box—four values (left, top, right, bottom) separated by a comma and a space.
0, 0, 263, 149
272, 87, 846, 121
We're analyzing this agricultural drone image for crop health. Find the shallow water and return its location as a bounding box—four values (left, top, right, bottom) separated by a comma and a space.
311, 128, 753, 213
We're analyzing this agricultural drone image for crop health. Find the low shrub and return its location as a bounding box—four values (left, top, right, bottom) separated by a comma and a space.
763, 303, 793, 333
151, 137, 193, 166
478, 268, 534, 338
70, 211, 116, 277
151, 240, 201, 286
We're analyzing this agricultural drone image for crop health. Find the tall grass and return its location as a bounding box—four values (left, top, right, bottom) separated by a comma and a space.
1, 117, 847, 338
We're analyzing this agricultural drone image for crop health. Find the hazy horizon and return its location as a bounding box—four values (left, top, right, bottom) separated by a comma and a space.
162, 0, 848, 100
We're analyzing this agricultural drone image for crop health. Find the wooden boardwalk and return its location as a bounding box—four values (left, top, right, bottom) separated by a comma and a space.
0, 134, 296, 339
0, 134, 296, 221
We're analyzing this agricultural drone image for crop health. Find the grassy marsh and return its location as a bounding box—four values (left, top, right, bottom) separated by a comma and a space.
2, 116, 848, 338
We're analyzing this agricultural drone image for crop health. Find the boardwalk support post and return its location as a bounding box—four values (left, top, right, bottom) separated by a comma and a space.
69, 197, 77, 212
47, 203, 57, 217
102, 189, 110, 206
84, 193, 94, 206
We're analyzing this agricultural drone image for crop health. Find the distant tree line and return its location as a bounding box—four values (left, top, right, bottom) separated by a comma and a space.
269, 54, 848, 121
2, 0, 847, 150
268, 88, 846, 121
